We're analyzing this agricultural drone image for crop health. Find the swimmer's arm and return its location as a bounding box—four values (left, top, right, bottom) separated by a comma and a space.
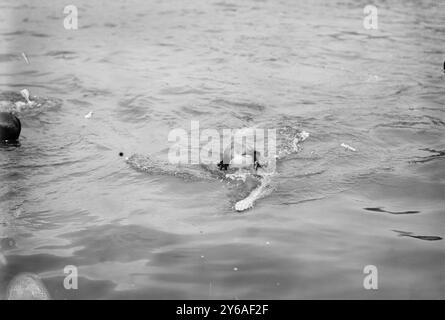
234, 176, 271, 212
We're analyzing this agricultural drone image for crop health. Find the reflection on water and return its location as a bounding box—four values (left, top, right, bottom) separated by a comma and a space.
0, 0, 444, 299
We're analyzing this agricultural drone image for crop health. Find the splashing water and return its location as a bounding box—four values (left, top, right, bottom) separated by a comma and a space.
0, 90, 62, 114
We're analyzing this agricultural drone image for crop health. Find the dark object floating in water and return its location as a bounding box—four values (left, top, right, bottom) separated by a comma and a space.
364, 207, 419, 215
393, 230, 442, 241
0, 112, 21, 142
119, 152, 124, 157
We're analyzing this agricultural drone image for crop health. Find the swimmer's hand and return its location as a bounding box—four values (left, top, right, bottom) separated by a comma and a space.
234, 175, 271, 212
20, 89, 33, 105
235, 197, 254, 211
217, 160, 229, 171
15, 89, 35, 111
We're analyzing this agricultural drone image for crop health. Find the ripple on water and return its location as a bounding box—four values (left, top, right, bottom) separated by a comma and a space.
393, 230, 443, 242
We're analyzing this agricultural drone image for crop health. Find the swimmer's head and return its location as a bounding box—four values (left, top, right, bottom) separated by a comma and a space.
218, 149, 262, 171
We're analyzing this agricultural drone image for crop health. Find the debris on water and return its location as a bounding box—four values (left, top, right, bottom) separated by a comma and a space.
233, 267, 238, 271
341, 143, 356, 152
119, 152, 124, 157
21, 52, 30, 64
200, 255, 205, 259
85, 111, 93, 119
266, 241, 270, 245
6, 273, 51, 300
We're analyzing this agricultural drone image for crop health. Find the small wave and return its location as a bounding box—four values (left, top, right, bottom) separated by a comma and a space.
0, 30, 26, 36
0, 30, 49, 38
364, 207, 420, 215
181, 105, 212, 116
410, 148, 445, 164
0, 53, 22, 63
117, 95, 154, 123
213, 98, 267, 112
281, 196, 325, 206
126, 154, 218, 181
45, 51, 77, 59
159, 86, 207, 96
393, 230, 442, 241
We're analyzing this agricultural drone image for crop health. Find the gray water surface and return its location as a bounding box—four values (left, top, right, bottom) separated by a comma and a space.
0, 0, 444, 299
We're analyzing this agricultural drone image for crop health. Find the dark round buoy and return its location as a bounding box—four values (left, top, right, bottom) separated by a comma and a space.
119, 152, 124, 157
0, 112, 21, 142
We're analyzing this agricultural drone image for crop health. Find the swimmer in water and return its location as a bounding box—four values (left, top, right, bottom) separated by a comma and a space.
217, 149, 262, 171
127, 127, 309, 212
217, 129, 265, 172
215, 133, 273, 211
